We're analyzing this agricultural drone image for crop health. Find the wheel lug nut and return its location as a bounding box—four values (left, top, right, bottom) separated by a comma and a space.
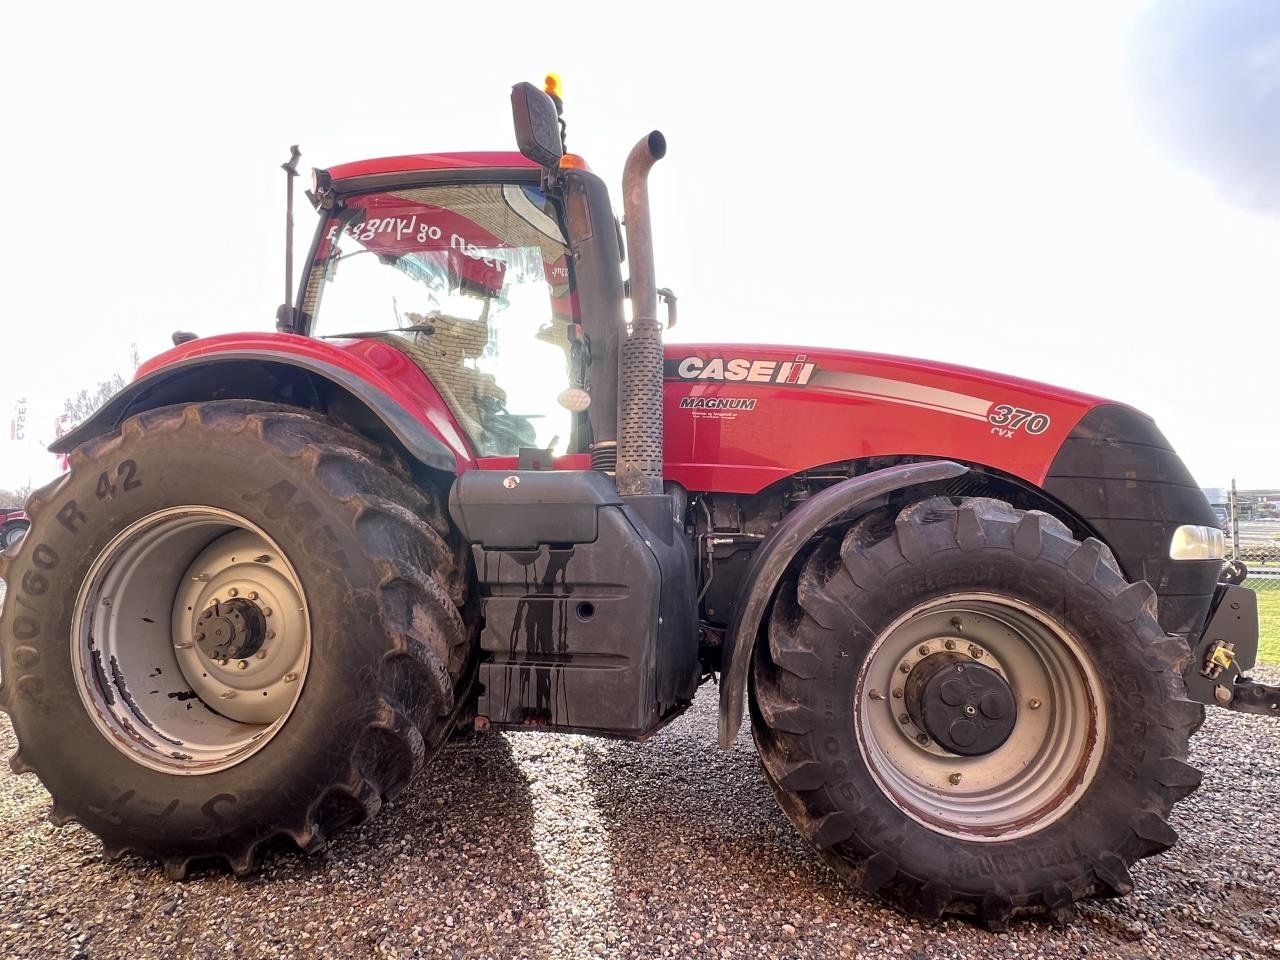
1029, 698, 1042, 710
248, 591, 259, 601
237, 660, 248, 670
228, 587, 239, 597
892, 688, 904, 699
968, 645, 984, 659
899, 662, 911, 674
944, 639, 957, 651
948, 772, 962, 785
255, 651, 267, 659
915, 733, 929, 745
869, 690, 885, 701
898, 713, 910, 725
265, 630, 275, 640
263, 607, 273, 617
917, 645, 930, 657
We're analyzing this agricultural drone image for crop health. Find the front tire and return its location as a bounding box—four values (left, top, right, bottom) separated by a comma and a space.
0, 401, 471, 877
750, 497, 1203, 926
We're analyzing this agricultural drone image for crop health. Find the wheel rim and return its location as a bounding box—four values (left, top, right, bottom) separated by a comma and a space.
854, 593, 1106, 841
72, 507, 311, 775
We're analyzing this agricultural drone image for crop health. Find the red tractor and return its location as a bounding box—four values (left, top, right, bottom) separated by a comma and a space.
0, 509, 29, 550
0, 80, 1271, 927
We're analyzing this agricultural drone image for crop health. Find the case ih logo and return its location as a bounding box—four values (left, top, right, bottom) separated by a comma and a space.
669, 356, 817, 386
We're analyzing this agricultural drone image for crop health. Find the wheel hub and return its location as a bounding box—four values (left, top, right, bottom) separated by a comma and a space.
196, 598, 267, 661
71, 508, 311, 775
904, 654, 1018, 756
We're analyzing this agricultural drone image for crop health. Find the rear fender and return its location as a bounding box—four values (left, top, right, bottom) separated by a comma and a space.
718, 459, 968, 747
50, 334, 473, 474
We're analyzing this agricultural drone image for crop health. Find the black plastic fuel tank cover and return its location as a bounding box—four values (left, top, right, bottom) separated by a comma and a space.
449, 470, 622, 550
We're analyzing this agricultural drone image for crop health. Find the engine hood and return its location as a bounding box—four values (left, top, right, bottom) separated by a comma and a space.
661, 342, 1113, 495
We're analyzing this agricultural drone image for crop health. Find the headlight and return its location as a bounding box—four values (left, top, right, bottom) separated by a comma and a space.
1169, 525, 1226, 561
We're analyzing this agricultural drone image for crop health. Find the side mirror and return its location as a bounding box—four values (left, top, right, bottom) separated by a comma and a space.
511, 82, 564, 169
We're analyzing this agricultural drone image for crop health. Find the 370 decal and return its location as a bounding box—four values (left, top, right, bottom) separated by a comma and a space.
987, 404, 1051, 438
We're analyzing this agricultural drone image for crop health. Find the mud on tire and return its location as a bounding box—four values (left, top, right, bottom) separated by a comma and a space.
0, 401, 472, 877
750, 496, 1204, 926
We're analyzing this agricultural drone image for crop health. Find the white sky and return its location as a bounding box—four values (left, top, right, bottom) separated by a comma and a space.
2, 0, 1277, 491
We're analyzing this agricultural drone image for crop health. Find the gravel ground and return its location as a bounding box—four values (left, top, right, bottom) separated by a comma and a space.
1, 664, 1278, 960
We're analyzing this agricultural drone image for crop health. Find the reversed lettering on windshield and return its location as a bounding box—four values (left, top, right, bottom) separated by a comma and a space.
667, 356, 817, 385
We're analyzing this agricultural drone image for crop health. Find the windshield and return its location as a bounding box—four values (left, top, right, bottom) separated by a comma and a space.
302, 182, 577, 457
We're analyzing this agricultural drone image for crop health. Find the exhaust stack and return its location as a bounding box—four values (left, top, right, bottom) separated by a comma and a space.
617, 131, 668, 498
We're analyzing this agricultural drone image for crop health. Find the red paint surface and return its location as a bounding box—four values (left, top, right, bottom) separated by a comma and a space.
659, 344, 1106, 493
326, 152, 538, 184
136, 333, 476, 471
138, 334, 1111, 495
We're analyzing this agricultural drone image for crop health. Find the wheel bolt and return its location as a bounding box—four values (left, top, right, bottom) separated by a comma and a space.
265, 630, 275, 640
248, 591, 259, 601
968, 645, 984, 659
1029, 697, 1042, 710
948, 772, 962, 785
898, 713, 910, 725
210, 598, 220, 606
917, 645, 930, 657
237, 660, 248, 670
944, 639, 957, 651
899, 662, 911, 674
255, 651, 267, 659
892, 688, 904, 699
916, 733, 929, 745
228, 587, 239, 597
263, 607, 273, 617
868, 690, 885, 701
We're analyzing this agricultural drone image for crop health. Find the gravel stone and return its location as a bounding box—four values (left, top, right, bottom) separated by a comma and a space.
1, 645, 1278, 958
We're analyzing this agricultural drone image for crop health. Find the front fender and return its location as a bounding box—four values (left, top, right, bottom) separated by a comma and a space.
718, 459, 968, 747
50, 333, 474, 474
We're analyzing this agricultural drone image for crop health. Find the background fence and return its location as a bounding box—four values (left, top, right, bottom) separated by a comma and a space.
1232, 518, 1279, 664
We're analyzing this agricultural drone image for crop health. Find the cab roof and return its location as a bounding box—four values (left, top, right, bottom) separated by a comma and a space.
325, 152, 538, 184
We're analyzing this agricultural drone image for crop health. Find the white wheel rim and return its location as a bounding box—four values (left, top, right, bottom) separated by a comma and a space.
854, 593, 1107, 841
71, 507, 311, 775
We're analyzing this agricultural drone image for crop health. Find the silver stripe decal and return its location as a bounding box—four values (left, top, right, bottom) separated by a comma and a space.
809, 371, 992, 421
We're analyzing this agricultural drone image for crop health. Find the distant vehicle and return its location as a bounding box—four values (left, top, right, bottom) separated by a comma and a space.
0, 509, 29, 549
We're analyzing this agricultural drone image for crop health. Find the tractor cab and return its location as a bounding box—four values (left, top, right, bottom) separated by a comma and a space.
298, 168, 579, 458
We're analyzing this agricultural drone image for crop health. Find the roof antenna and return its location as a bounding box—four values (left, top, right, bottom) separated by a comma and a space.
277, 145, 302, 332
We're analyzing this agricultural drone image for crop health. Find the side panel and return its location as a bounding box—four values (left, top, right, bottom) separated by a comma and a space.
661, 344, 1102, 494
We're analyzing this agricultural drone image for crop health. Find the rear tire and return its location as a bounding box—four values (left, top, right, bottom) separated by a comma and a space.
750, 496, 1203, 926
0, 401, 471, 877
